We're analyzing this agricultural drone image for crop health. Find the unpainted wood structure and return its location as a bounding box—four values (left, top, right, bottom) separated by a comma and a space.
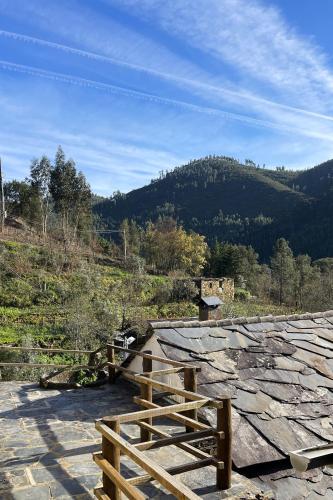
94, 344, 232, 499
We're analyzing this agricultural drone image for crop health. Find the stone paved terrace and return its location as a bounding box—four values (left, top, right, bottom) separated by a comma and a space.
0, 380, 266, 499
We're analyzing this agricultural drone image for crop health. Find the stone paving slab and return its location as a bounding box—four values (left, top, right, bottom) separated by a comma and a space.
0, 381, 266, 499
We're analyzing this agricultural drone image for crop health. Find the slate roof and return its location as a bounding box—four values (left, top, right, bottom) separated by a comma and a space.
149, 310, 333, 499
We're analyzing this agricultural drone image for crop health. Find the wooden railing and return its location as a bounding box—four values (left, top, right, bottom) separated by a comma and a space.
94, 344, 232, 499
0, 345, 104, 369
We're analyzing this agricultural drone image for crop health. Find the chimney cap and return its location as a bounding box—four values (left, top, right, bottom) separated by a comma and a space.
199, 296, 223, 307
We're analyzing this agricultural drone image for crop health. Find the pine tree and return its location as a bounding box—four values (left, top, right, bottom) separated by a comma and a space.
271, 238, 295, 305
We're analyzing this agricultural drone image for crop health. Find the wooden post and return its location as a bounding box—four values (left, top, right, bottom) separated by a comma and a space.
107, 345, 116, 384
0, 157, 5, 233
102, 419, 121, 500
140, 350, 152, 442
216, 398, 232, 490
184, 367, 197, 432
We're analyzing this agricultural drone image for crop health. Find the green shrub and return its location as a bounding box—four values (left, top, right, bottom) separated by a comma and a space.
234, 287, 252, 301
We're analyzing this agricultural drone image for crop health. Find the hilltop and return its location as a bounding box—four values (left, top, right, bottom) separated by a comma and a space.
94, 156, 333, 259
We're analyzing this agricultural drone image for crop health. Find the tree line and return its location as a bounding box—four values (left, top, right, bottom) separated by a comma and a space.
109, 216, 333, 312
5, 147, 92, 241
208, 238, 333, 311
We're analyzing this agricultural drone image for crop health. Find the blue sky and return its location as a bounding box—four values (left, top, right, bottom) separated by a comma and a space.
1, 0, 333, 195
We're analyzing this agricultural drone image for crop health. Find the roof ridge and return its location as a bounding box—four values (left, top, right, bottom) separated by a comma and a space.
150, 309, 333, 329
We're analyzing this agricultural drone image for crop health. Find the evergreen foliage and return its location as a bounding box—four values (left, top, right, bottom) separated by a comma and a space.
94, 156, 333, 259
5, 146, 92, 243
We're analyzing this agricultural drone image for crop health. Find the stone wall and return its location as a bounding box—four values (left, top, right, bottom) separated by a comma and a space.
199, 278, 234, 302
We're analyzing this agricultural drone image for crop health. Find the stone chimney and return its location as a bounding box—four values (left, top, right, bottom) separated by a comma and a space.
199, 296, 223, 321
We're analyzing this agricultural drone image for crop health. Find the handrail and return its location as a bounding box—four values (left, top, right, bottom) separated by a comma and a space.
0, 346, 95, 354
0, 344, 106, 370
93, 343, 232, 499
108, 343, 201, 370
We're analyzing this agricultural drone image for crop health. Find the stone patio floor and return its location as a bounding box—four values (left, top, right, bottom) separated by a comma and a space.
0, 380, 265, 499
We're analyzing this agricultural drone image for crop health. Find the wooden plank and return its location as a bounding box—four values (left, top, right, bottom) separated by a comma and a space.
216, 398, 232, 490
107, 345, 116, 384
107, 363, 137, 376
108, 363, 214, 408
96, 422, 202, 500
94, 487, 110, 500
137, 421, 219, 463
141, 351, 153, 442
108, 344, 199, 370
101, 420, 121, 500
127, 457, 214, 486
0, 346, 94, 354
142, 367, 184, 377
135, 428, 215, 451
121, 370, 223, 405
102, 399, 210, 425
134, 397, 210, 431
184, 367, 198, 432
0, 363, 96, 369
94, 453, 145, 500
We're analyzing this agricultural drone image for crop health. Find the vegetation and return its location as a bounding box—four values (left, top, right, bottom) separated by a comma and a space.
94, 155, 333, 260
5, 146, 92, 242
206, 237, 333, 312
3, 149, 333, 382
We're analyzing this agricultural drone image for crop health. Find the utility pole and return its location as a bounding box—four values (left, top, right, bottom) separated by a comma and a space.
0, 157, 5, 233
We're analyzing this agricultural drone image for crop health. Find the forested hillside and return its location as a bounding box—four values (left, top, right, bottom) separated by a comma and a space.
94, 156, 333, 259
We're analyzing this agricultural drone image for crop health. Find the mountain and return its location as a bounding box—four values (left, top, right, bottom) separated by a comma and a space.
94, 156, 333, 260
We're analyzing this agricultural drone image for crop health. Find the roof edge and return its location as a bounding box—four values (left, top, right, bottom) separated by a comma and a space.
149, 309, 333, 329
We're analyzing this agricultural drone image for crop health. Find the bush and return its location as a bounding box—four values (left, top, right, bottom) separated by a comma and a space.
151, 280, 173, 305
171, 280, 197, 302
124, 255, 146, 275
234, 287, 252, 301
0, 279, 34, 307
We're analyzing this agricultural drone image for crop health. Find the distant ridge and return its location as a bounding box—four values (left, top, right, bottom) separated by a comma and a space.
94, 156, 333, 259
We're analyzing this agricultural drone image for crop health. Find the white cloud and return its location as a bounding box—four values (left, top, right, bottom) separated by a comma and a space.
2, 59, 333, 144
108, 0, 333, 110
2, 28, 333, 128
2, 0, 333, 192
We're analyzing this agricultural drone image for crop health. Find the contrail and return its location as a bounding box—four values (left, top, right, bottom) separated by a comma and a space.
0, 59, 332, 142
1, 29, 333, 124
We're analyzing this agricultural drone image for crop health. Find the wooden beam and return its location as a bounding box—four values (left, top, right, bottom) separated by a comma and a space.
107, 345, 116, 384
94, 453, 145, 500
133, 397, 210, 431
137, 421, 214, 461
141, 350, 153, 442
141, 367, 185, 377
184, 367, 198, 432
135, 428, 215, 451
102, 399, 210, 425
216, 398, 232, 490
94, 487, 111, 500
120, 369, 224, 405
101, 420, 121, 500
0, 363, 97, 369
108, 344, 199, 370
127, 457, 214, 486
0, 346, 94, 354
96, 422, 202, 500
107, 363, 137, 377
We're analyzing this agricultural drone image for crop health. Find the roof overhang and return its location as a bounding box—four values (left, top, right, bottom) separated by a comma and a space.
289, 443, 333, 472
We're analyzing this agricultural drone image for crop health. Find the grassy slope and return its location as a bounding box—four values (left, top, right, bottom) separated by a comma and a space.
0, 239, 196, 344
0, 238, 295, 346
